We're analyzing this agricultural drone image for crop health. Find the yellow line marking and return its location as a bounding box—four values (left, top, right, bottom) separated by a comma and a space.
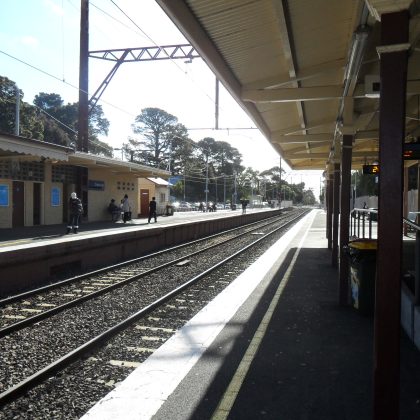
211, 220, 311, 420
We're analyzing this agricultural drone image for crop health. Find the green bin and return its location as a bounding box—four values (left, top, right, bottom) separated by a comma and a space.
347, 239, 377, 315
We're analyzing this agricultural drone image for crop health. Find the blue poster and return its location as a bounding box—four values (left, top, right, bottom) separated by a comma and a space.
51, 187, 61, 206
0, 185, 9, 206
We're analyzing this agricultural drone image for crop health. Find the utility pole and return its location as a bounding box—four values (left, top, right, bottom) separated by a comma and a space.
14, 84, 20, 136
78, 0, 89, 153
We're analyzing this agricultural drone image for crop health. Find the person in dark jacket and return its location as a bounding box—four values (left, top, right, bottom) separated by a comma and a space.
148, 197, 157, 223
66, 192, 83, 234
108, 199, 120, 222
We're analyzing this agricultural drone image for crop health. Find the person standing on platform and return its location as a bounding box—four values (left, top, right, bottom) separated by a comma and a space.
66, 192, 83, 234
242, 200, 247, 214
121, 194, 131, 223
148, 196, 157, 223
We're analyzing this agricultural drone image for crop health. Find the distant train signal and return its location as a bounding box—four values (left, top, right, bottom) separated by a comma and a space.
403, 143, 420, 160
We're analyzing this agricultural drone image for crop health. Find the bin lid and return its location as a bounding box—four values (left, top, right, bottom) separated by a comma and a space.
348, 240, 377, 250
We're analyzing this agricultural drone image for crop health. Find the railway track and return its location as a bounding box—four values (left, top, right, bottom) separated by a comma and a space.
0, 212, 293, 334
0, 209, 309, 418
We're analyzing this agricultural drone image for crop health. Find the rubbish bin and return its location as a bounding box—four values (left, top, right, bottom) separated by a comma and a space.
231, 204, 237, 210
166, 205, 174, 216
347, 239, 377, 315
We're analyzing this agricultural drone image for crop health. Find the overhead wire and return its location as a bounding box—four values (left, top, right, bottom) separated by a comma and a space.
107, 0, 226, 115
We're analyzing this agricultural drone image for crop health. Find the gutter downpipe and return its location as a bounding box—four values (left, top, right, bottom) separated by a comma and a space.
329, 5, 371, 163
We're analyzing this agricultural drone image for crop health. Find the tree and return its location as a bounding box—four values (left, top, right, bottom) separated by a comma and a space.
302, 189, 316, 205
128, 107, 189, 170
33, 92, 112, 155
0, 76, 43, 138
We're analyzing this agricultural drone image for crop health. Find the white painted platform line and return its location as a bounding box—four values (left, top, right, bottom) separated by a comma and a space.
81, 210, 317, 420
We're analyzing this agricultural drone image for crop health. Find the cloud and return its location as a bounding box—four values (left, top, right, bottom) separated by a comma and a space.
20, 36, 39, 47
43, 0, 64, 16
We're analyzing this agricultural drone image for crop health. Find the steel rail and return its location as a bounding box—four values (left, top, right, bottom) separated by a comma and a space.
0, 213, 296, 337
0, 211, 308, 407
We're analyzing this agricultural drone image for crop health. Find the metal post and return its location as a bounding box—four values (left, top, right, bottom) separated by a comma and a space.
332, 163, 340, 267
234, 173, 237, 205
205, 152, 209, 209
339, 134, 353, 305
215, 78, 219, 130
373, 10, 408, 420
223, 174, 226, 207
183, 170, 186, 202
327, 174, 333, 247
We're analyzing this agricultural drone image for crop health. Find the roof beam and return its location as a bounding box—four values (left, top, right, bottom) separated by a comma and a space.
284, 142, 331, 154
272, 0, 307, 133
243, 85, 344, 103
271, 118, 336, 136
272, 134, 334, 144
244, 80, 420, 103
284, 150, 378, 159
356, 130, 379, 140
243, 59, 346, 90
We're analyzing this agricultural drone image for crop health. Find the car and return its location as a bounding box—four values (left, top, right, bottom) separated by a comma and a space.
216, 203, 224, 210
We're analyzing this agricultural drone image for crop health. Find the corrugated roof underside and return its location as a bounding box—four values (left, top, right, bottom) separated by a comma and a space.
288, 0, 359, 69
187, 0, 288, 84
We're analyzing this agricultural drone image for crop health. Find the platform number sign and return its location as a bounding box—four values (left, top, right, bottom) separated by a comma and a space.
362, 164, 379, 175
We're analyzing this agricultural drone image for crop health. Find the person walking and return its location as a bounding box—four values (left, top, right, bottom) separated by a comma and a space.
66, 192, 83, 234
148, 196, 157, 223
121, 194, 131, 223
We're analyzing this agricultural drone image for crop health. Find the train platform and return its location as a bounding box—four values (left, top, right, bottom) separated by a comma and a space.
0, 208, 258, 249
81, 209, 420, 420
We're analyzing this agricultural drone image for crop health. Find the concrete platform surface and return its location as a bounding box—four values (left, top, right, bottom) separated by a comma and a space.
81, 210, 420, 420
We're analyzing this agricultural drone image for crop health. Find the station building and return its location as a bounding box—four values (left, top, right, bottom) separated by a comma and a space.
0, 132, 170, 228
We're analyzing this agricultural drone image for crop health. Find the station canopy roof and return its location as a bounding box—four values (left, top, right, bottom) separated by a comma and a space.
156, 0, 420, 170
0, 132, 71, 162
69, 152, 170, 178
0, 133, 170, 179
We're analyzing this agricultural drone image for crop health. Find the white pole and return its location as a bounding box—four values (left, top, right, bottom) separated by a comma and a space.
15, 85, 20, 136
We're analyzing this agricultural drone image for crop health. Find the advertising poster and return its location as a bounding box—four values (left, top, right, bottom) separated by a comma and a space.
0, 185, 9, 206
51, 187, 61, 207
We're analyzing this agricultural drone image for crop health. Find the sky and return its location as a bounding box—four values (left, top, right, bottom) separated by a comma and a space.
0, 0, 323, 196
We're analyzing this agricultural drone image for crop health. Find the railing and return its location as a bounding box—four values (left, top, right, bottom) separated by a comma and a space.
350, 208, 378, 239
349, 209, 420, 305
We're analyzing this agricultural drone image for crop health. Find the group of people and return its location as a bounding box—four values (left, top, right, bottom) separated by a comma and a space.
107, 195, 131, 223
66, 193, 158, 234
